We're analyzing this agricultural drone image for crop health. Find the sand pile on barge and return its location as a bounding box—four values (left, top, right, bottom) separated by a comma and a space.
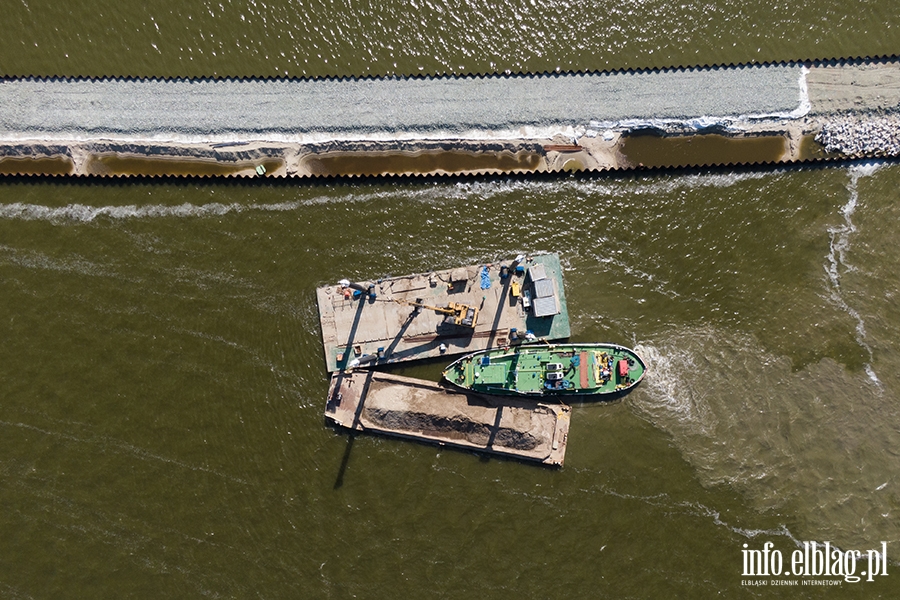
326, 370, 570, 466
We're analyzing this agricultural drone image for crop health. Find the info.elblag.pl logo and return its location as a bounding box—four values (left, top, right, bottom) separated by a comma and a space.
742, 541, 889, 586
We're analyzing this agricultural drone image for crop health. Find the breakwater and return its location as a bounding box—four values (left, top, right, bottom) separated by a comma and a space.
2, 58, 899, 177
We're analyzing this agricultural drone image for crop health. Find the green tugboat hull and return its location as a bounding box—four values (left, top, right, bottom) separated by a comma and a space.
442, 342, 646, 397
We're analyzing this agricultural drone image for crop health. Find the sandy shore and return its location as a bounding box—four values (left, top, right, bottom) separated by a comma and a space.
1, 59, 898, 177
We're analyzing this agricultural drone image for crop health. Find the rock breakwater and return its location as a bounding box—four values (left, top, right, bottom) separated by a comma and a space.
816, 113, 900, 157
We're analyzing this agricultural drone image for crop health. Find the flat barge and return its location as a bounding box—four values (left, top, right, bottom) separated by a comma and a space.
316, 253, 570, 372
325, 369, 570, 466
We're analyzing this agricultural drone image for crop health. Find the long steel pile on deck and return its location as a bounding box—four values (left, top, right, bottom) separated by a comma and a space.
2, 56, 900, 178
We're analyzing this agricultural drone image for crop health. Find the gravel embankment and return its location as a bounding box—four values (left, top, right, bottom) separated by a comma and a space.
0, 66, 805, 141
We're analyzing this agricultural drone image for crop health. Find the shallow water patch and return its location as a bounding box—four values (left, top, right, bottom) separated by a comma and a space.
797, 134, 844, 161
86, 154, 283, 177
621, 133, 788, 168
301, 149, 543, 176
0, 156, 74, 176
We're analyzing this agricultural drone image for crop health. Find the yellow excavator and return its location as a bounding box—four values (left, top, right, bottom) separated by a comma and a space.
396, 298, 479, 328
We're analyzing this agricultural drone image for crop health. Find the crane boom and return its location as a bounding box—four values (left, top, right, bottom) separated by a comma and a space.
396, 298, 479, 328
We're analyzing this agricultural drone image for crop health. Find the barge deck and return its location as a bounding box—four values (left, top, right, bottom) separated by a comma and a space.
326, 370, 570, 466
316, 253, 570, 372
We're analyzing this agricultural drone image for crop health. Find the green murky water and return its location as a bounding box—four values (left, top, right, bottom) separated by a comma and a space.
2, 1, 899, 78
3, 2, 900, 598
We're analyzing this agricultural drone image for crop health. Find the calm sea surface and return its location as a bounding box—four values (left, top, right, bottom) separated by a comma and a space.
3, 2, 900, 598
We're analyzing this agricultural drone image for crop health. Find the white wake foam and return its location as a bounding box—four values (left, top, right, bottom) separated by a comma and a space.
633, 340, 719, 438
824, 163, 883, 386
0, 201, 306, 223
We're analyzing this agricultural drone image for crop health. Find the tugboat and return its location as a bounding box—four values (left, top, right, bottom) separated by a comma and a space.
442, 342, 645, 397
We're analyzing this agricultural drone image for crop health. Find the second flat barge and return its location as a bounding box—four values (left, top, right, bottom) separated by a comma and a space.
326, 369, 570, 465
